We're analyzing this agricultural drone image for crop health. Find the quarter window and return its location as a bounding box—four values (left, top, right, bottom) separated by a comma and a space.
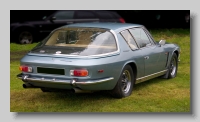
121, 30, 138, 50
129, 28, 152, 48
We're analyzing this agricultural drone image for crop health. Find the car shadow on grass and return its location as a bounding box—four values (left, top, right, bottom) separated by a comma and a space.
133, 77, 168, 91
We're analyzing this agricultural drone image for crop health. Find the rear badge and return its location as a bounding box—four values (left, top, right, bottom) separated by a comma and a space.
56, 51, 61, 54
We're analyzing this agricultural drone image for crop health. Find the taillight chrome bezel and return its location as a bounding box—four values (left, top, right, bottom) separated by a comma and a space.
19, 65, 33, 73
70, 69, 89, 77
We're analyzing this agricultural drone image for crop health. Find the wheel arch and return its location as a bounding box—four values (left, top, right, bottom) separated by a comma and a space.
11, 25, 38, 43
120, 61, 137, 82
12, 25, 37, 34
162, 49, 179, 79
173, 50, 179, 58
165, 49, 179, 68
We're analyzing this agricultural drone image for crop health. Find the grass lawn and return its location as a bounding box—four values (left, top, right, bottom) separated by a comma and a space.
10, 29, 190, 112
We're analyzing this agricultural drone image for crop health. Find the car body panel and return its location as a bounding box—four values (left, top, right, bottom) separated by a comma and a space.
17, 23, 180, 93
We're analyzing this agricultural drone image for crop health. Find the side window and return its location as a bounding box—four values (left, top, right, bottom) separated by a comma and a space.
120, 30, 138, 50
54, 11, 74, 20
144, 29, 156, 45
75, 11, 96, 19
95, 11, 113, 19
129, 28, 152, 48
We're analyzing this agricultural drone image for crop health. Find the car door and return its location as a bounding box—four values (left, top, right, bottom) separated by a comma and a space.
120, 29, 145, 78
74, 10, 99, 23
49, 10, 75, 28
129, 27, 168, 76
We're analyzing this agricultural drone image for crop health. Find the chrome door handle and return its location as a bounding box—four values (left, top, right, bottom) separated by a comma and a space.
144, 56, 149, 59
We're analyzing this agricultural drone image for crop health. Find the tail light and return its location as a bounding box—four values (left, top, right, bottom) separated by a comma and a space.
119, 18, 125, 23
19, 65, 33, 72
70, 69, 88, 77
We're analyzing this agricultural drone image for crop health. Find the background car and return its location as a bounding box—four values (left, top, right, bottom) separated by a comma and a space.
116, 10, 190, 29
10, 10, 125, 44
17, 22, 180, 98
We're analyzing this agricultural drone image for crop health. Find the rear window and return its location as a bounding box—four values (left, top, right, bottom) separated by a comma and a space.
31, 27, 117, 56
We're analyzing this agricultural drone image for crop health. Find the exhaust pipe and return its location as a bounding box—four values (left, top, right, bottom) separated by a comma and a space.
73, 88, 92, 93
23, 83, 39, 88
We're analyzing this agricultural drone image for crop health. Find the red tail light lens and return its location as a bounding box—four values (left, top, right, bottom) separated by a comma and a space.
119, 18, 125, 23
19, 66, 33, 72
70, 69, 88, 77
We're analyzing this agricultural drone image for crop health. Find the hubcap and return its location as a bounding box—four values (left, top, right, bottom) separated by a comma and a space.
19, 31, 33, 44
170, 57, 177, 76
121, 70, 131, 94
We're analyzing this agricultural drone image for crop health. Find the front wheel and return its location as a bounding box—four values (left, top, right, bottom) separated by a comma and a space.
110, 65, 135, 98
168, 53, 178, 79
15, 30, 35, 44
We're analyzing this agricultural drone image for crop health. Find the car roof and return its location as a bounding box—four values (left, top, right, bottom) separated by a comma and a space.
59, 22, 143, 33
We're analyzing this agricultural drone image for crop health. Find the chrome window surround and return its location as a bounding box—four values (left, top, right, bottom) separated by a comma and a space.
118, 26, 157, 50
128, 27, 155, 49
29, 29, 120, 59
119, 30, 139, 50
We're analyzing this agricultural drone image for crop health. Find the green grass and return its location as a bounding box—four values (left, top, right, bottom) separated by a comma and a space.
10, 29, 190, 112
10, 43, 38, 52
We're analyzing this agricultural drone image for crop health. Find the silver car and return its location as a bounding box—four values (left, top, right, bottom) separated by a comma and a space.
17, 23, 180, 98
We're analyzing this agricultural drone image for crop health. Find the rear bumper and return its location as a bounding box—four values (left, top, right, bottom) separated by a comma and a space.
17, 73, 114, 89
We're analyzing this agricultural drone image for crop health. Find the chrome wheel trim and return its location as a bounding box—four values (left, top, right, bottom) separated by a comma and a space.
170, 57, 177, 76
19, 31, 33, 44
121, 70, 131, 94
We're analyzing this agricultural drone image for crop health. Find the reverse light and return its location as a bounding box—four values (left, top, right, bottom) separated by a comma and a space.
19, 66, 33, 72
70, 69, 88, 77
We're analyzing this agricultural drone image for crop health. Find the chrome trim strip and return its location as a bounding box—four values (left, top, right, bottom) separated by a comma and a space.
110, 29, 120, 54
25, 77, 72, 84
17, 74, 114, 86
136, 70, 168, 84
29, 29, 120, 59
74, 77, 114, 85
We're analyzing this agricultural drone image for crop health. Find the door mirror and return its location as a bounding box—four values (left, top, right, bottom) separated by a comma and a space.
49, 16, 56, 23
159, 40, 166, 46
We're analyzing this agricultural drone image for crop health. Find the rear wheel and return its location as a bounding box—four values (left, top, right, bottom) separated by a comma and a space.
110, 65, 135, 98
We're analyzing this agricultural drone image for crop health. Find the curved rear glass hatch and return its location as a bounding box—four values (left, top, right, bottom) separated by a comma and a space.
31, 27, 117, 56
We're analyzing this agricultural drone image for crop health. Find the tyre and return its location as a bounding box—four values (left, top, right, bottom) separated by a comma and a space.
168, 53, 178, 79
110, 65, 135, 98
15, 30, 34, 44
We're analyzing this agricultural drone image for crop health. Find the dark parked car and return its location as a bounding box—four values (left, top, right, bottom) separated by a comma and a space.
17, 22, 180, 98
10, 10, 125, 44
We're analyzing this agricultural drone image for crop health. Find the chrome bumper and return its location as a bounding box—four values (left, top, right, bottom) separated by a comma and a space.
17, 73, 114, 86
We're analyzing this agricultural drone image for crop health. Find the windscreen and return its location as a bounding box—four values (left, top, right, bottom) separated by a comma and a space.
31, 27, 117, 56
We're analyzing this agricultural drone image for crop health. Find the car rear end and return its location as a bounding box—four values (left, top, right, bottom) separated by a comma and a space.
17, 27, 122, 91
